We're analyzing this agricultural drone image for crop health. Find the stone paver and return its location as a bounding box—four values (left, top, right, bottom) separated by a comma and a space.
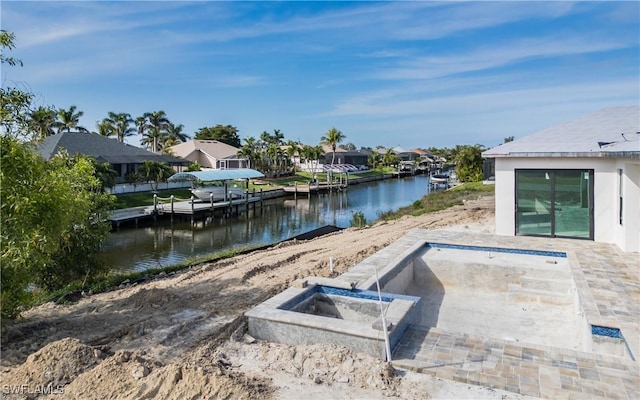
344, 229, 639, 399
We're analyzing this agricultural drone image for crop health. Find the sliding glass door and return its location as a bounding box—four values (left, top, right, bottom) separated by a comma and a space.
515, 169, 593, 239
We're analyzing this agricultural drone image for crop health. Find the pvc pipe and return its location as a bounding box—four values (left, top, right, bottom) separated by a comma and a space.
375, 266, 392, 362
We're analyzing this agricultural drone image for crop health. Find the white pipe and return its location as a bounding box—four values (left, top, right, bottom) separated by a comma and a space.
329, 257, 334, 274
375, 266, 392, 362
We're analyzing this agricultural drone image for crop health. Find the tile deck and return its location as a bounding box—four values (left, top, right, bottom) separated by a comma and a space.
349, 229, 639, 399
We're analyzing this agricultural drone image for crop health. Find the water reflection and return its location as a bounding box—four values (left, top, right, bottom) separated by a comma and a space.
101, 175, 435, 272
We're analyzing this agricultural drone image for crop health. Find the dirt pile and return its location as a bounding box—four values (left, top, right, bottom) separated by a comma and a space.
58, 348, 272, 400
222, 340, 400, 390
1, 338, 105, 399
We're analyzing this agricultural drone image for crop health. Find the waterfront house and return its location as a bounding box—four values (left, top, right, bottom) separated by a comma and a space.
168, 139, 249, 169
482, 106, 640, 252
38, 131, 188, 184
320, 145, 371, 168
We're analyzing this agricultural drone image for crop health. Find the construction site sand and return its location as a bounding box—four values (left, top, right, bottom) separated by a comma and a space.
1, 194, 536, 399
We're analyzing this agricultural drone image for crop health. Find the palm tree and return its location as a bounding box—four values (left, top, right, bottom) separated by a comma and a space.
368, 151, 381, 169
28, 106, 57, 141
237, 145, 255, 169
56, 105, 87, 133
95, 120, 114, 137
320, 127, 345, 166
135, 115, 148, 138
239, 137, 262, 170
140, 110, 169, 153
166, 122, 189, 143
382, 149, 399, 167
284, 140, 299, 172
140, 160, 174, 192
272, 129, 284, 144
104, 112, 135, 142
266, 143, 285, 177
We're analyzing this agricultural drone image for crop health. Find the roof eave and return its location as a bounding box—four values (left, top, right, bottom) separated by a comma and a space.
484, 151, 640, 159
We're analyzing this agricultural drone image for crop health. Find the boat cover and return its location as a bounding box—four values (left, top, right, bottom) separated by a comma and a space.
168, 168, 265, 182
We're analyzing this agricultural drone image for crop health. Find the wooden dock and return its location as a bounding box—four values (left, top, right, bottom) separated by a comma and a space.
282, 182, 347, 198
109, 193, 264, 229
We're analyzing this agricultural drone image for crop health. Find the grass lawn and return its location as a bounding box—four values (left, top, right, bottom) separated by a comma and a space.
378, 181, 495, 220
113, 189, 192, 209
113, 169, 404, 209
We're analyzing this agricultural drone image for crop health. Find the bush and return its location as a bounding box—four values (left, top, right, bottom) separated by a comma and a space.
1, 138, 114, 319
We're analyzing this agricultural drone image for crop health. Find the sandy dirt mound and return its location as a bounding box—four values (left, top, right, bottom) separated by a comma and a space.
1, 338, 105, 399
221, 340, 404, 392
1, 195, 507, 399
57, 349, 272, 400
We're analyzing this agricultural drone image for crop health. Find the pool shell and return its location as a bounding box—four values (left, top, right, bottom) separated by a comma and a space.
246, 235, 635, 362
245, 279, 420, 360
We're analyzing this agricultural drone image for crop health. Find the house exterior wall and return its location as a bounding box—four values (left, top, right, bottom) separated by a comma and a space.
187, 152, 215, 169
494, 157, 639, 252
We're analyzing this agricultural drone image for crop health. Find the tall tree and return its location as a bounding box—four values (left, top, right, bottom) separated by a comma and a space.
140, 110, 170, 153
135, 115, 148, 138
28, 105, 57, 141
103, 112, 135, 142
56, 105, 87, 133
262, 129, 284, 145
237, 137, 258, 169
195, 124, 241, 147
95, 120, 114, 137
166, 122, 189, 143
265, 143, 284, 177
320, 127, 345, 165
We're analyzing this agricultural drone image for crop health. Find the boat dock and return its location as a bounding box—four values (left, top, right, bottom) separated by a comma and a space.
282, 181, 347, 198
109, 192, 264, 229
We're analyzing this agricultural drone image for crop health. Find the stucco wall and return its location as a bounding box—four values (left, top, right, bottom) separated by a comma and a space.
494, 157, 639, 252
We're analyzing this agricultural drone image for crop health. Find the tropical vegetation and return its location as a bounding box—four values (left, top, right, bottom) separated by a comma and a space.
1, 31, 115, 319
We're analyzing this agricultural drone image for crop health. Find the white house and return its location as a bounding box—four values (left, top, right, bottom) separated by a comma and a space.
168, 140, 249, 169
482, 106, 639, 253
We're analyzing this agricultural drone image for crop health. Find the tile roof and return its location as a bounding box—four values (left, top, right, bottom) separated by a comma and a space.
483, 106, 639, 158
168, 140, 241, 160
37, 132, 187, 164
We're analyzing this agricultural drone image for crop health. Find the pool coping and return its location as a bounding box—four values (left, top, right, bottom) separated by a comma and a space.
341, 228, 639, 399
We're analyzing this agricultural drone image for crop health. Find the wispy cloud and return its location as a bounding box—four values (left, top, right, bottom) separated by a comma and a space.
6, 2, 193, 49
324, 77, 638, 118
372, 35, 637, 81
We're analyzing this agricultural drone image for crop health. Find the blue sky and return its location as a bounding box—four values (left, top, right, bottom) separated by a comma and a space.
2, 1, 638, 149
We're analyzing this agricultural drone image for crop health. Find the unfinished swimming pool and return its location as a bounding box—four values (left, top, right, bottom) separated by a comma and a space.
246, 231, 634, 362
356, 242, 587, 350
245, 279, 421, 360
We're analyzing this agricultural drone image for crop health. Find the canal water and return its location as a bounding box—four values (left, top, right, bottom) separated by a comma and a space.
101, 175, 438, 272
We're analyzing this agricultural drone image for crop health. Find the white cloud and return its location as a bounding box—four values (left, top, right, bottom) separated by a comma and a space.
325, 78, 639, 119
372, 35, 636, 81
